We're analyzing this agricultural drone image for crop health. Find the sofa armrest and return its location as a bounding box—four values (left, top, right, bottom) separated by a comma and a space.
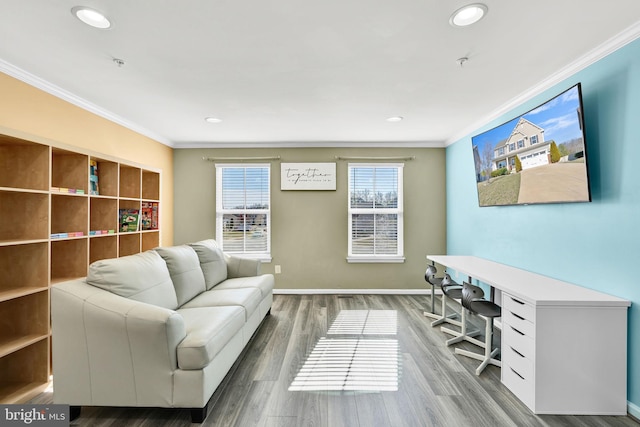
52, 279, 187, 407
225, 254, 261, 278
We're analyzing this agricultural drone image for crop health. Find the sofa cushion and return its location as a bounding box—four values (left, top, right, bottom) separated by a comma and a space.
176, 306, 245, 370
189, 240, 228, 290
213, 275, 275, 299
154, 245, 206, 306
87, 251, 178, 310
181, 288, 262, 321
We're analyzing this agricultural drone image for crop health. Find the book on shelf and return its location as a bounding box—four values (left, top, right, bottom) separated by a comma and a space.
141, 201, 159, 230
51, 231, 84, 239
51, 187, 85, 194
90, 160, 99, 195
119, 208, 140, 232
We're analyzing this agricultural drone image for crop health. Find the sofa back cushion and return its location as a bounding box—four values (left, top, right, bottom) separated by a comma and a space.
87, 251, 178, 310
189, 239, 228, 290
154, 245, 207, 306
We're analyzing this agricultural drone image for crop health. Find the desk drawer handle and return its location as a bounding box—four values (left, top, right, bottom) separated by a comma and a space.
512, 312, 525, 321
510, 326, 525, 336
510, 297, 525, 305
510, 346, 525, 358
510, 367, 525, 380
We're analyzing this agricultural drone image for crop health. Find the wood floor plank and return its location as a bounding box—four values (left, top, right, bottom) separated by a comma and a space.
30, 294, 639, 427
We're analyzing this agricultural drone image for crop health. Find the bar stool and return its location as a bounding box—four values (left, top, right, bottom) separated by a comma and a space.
454, 282, 502, 375
423, 264, 442, 320
430, 273, 463, 333
439, 275, 481, 346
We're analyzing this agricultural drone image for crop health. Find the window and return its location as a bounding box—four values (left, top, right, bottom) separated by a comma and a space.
215, 164, 270, 261
509, 143, 515, 151
517, 139, 525, 149
530, 135, 539, 144
497, 147, 505, 156
348, 164, 404, 263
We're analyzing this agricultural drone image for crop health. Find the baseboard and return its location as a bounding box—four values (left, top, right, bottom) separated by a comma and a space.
273, 288, 441, 295
628, 400, 640, 420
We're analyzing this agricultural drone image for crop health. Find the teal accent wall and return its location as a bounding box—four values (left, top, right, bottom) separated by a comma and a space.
446, 37, 640, 411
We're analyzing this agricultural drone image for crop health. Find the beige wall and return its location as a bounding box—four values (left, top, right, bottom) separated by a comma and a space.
174, 147, 446, 290
0, 73, 174, 245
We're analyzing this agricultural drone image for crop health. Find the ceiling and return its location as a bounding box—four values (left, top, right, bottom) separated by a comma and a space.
1, 1, 639, 148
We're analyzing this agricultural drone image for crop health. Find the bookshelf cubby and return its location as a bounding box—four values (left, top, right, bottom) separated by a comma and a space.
51, 194, 89, 237
90, 235, 118, 264
142, 170, 160, 200
52, 148, 88, 193
0, 191, 49, 243
0, 128, 161, 404
91, 157, 118, 197
0, 243, 48, 301
90, 197, 118, 233
119, 233, 141, 257
51, 239, 89, 283
142, 231, 160, 252
0, 135, 49, 191
120, 166, 141, 199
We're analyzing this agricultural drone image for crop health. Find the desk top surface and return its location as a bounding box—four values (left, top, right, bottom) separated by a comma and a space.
427, 255, 630, 308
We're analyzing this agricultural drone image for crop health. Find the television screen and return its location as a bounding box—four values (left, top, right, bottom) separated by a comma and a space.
472, 83, 591, 207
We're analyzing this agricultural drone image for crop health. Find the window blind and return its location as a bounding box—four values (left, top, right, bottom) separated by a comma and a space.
348, 164, 403, 261
216, 165, 270, 256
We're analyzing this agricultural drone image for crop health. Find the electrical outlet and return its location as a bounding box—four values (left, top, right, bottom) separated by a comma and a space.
275, 265, 281, 274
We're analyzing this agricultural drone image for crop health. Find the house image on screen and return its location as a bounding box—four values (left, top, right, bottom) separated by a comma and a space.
492, 118, 552, 172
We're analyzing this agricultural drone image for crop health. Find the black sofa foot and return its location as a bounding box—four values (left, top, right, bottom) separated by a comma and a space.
190, 404, 208, 423
70, 406, 81, 421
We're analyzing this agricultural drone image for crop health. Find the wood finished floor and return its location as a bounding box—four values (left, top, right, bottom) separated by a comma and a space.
31, 294, 639, 427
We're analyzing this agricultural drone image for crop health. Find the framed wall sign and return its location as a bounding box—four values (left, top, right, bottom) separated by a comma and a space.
281, 163, 336, 190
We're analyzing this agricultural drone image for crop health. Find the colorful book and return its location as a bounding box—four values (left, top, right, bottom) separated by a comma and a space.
119, 208, 140, 232
90, 160, 99, 195
141, 201, 159, 230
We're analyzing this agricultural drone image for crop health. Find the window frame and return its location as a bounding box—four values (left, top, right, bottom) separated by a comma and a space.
215, 163, 272, 262
347, 163, 404, 263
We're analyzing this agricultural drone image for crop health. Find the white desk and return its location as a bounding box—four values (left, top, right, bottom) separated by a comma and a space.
428, 255, 630, 415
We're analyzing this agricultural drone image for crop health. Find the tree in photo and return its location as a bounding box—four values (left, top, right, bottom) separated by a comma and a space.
550, 141, 561, 163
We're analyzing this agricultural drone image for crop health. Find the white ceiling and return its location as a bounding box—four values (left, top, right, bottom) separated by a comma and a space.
1, 1, 639, 148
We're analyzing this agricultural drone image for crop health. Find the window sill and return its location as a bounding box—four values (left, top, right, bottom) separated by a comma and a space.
347, 256, 405, 264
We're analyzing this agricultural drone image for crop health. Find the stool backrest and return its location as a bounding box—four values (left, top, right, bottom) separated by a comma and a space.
461, 282, 485, 311
425, 265, 438, 284
441, 273, 453, 287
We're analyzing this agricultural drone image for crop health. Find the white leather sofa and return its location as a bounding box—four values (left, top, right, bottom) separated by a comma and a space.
51, 239, 274, 423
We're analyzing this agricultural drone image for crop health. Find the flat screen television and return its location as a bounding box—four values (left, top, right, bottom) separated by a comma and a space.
472, 83, 591, 207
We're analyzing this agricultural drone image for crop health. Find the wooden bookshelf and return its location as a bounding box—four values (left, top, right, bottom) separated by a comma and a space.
0, 129, 161, 404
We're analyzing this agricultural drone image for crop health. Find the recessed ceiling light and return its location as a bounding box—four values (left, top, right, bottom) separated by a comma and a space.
449, 3, 488, 27
386, 116, 403, 122
71, 6, 111, 29
205, 117, 222, 123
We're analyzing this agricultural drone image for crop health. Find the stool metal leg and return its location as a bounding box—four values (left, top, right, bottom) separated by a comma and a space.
443, 308, 481, 346
430, 293, 461, 328
454, 316, 501, 375
423, 283, 440, 320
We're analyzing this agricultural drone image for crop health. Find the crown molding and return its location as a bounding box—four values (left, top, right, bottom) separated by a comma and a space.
445, 20, 640, 146
174, 140, 445, 149
0, 58, 174, 147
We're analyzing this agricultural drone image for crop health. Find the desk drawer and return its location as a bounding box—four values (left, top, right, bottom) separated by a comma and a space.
502, 361, 534, 410
503, 294, 535, 322
503, 309, 535, 338
503, 323, 535, 360
502, 344, 533, 379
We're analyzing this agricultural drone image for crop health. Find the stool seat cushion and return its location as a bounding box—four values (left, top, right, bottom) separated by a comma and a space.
443, 286, 462, 300
469, 299, 501, 318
